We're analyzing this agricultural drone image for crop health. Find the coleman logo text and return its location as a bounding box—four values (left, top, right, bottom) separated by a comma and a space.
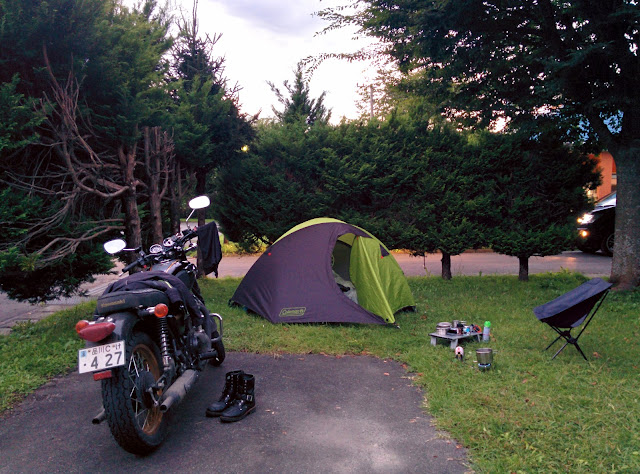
279, 307, 306, 317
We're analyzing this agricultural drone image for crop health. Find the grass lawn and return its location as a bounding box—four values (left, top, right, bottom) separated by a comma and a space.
1, 273, 639, 472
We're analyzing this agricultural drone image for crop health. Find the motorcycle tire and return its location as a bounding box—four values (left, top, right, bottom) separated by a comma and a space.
101, 330, 168, 455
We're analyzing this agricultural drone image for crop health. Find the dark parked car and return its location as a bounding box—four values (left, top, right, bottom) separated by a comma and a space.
576, 192, 616, 256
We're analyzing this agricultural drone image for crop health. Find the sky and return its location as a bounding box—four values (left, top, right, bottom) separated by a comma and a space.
179, 0, 378, 123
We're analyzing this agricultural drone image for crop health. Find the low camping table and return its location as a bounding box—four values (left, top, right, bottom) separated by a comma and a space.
430, 331, 481, 349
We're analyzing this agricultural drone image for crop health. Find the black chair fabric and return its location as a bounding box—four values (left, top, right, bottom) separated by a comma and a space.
533, 278, 612, 360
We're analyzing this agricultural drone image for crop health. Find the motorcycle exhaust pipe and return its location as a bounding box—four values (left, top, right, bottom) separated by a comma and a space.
159, 369, 199, 413
92, 409, 106, 425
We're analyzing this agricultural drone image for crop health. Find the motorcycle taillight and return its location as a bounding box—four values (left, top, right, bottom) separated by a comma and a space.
154, 303, 169, 318
76, 320, 116, 342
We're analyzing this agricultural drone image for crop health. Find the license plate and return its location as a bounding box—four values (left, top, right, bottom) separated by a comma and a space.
78, 341, 125, 374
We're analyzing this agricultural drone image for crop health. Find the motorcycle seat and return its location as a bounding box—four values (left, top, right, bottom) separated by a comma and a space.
96, 288, 170, 315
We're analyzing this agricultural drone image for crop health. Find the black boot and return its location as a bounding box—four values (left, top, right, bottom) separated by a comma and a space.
220, 373, 255, 422
206, 370, 244, 417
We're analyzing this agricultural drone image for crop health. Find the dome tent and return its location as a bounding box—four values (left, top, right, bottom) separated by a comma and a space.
230, 218, 415, 325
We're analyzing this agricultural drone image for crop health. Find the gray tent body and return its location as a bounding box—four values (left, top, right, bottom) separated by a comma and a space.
230, 218, 415, 325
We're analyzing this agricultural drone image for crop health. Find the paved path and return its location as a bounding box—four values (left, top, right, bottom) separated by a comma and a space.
0, 250, 611, 335
0, 352, 468, 473
394, 250, 611, 279
217, 250, 612, 279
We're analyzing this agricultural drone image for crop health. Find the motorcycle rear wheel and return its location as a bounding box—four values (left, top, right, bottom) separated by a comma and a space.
102, 331, 168, 455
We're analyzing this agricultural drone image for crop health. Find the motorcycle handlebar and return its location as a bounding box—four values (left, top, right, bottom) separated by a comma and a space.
181, 228, 197, 240
122, 259, 141, 274
119, 229, 198, 274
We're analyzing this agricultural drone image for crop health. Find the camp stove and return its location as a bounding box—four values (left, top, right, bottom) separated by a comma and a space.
476, 348, 493, 371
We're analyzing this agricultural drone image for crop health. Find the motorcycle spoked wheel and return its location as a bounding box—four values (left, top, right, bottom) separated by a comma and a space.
101, 331, 168, 455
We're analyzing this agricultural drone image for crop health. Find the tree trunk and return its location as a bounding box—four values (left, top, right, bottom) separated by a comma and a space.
609, 143, 640, 290
145, 127, 164, 244
148, 192, 163, 244
122, 187, 141, 252
169, 161, 183, 235
195, 169, 207, 277
441, 251, 452, 280
119, 145, 141, 264
518, 256, 529, 281
170, 187, 180, 235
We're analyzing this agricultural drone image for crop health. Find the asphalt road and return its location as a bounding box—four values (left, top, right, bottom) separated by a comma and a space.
0, 250, 612, 335
0, 353, 468, 473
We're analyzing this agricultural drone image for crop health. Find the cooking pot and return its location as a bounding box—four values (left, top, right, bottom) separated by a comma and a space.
436, 322, 451, 336
476, 348, 493, 369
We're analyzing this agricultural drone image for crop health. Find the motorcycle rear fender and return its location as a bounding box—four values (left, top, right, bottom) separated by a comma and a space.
85, 311, 140, 348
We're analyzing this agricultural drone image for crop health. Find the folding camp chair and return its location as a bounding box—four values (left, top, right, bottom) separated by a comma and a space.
533, 278, 612, 361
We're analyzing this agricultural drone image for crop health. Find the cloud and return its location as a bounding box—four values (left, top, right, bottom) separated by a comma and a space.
167, 0, 378, 122
209, 0, 326, 37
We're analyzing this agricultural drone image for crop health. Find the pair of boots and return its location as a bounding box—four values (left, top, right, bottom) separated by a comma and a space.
206, 370, 255, 422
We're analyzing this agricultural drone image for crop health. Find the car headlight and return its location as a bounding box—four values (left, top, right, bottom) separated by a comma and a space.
578, 213, 595, 224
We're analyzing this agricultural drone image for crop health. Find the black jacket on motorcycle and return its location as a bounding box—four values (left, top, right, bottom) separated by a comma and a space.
196, 222, 222, 277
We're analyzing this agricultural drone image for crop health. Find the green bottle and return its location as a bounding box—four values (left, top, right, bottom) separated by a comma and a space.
482, 321, 491, 342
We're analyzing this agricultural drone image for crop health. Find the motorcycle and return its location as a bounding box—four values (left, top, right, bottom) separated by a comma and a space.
75, 196, 225, 455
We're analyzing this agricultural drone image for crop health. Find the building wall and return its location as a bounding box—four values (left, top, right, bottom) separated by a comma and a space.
593, 151, 617, 200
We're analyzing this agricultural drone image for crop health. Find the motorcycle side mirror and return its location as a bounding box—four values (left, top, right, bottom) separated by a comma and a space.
104, 239, 127, 255
185, 196, 211, 228
189, 196, 210, 210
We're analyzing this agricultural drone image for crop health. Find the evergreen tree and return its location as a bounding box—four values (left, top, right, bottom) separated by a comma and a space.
484, 131, 600, 281
170, 0, 227, 94
268, 62, 331, 125
412, 125, 494, 280
169, 1, 254, 274
216, 120, 332, 250
170, 0, 253, 184
216, 63, 335, 248
0, 0, 119, 300
322, 114, 427, 250
0, 76, 44, 154
0, 0, 173, 300
325, 114, 491, 280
